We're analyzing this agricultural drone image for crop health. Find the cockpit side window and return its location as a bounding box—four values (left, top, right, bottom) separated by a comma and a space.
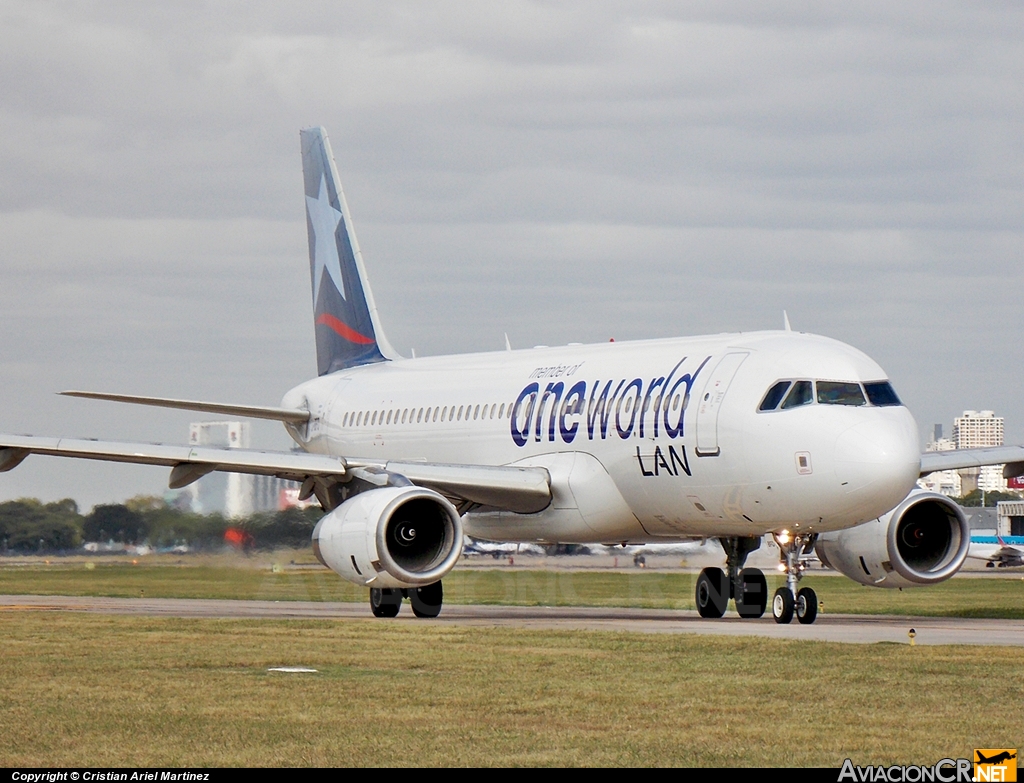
780, 380, 813, 409
864, 381, 902, 407
816, 381, 866, 406
758, 381, 792, 412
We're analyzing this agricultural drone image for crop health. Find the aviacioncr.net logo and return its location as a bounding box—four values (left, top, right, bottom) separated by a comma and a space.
838, 758, 973, 782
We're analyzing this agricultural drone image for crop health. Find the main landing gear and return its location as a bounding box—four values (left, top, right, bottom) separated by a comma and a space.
693, 533, 821, 624
695, 536, 768, 620
771, 532, 818, 625
369, 580, 444, 619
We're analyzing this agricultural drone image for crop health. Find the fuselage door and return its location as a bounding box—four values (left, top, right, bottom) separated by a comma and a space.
695, 352, 749, 457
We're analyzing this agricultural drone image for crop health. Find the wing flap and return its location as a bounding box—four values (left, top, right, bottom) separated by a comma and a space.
385, 461, 551, 514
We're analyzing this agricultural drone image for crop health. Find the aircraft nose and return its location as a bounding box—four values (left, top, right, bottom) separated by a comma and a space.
834, 412, 920, 509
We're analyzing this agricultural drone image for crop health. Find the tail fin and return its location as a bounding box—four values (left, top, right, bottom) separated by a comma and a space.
300, 126, 397, 375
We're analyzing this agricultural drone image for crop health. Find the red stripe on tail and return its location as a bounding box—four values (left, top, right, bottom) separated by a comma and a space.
315, 313, 375, 345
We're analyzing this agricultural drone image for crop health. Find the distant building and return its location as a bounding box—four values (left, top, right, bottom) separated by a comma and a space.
183, 422, 302, 517
953, 410, 1006, 493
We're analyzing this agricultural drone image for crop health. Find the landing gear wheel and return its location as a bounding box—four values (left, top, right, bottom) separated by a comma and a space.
735, 568, 767, 618
772, 587, 794, 624
369, 587, 402, 618
410, 580, 444, 618
695, 567, 728, 618
796, 587, 818, 625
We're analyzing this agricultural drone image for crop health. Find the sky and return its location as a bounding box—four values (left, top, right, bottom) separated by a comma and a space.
1, 1, 1022, 510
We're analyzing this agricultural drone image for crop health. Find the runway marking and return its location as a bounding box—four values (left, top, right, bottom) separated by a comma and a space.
1, 594, 1021, 646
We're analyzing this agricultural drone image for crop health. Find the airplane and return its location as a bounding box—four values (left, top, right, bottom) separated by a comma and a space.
967, 534, 1024, 568
975, 751, 1016, 766
3, 126, 1024, 624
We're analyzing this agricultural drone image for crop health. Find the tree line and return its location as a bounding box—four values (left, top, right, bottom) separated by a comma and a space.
0, 496, 323, 554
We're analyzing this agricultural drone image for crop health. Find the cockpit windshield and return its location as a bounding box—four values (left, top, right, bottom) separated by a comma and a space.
780, 380, 813, 409
863, 381, 902, 407
758, 379, 902, 412
816, 382, 865, 406
758, 381, 791, 411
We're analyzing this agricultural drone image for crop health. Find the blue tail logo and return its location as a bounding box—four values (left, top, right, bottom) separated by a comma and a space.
301, 127, 393, 375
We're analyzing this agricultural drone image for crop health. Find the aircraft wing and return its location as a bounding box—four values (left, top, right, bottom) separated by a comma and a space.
919, 445, 1024, 478
0, 434, 551, 514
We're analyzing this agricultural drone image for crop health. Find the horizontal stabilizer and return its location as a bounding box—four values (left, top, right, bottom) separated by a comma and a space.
60, 391, 310, 424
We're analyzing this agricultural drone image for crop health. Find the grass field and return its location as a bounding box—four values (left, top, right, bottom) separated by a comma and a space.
1, 612, 1022, 767
2, 558, 1023, 618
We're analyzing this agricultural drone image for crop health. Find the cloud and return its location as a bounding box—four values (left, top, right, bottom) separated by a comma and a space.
1, 1, 1022, 506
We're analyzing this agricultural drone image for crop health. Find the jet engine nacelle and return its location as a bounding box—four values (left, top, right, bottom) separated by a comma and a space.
312, 486, 463, 588
815, 490, 969, 589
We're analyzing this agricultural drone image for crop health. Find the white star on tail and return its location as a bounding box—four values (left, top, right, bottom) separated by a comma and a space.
306, 174, 346, 303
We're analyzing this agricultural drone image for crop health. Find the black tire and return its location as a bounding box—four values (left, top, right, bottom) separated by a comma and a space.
735, 568, 767, 619
695, 567, 728, 618
410, 580, 444, 618
796, 587, 818, 625
772, 586, 794, 624
369, 587, 401, 618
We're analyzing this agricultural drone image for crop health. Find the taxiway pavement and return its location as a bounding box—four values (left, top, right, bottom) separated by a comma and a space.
1, 594, 1020, 646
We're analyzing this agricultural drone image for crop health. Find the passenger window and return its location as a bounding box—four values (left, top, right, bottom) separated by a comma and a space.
780, 381, 813, 409
816, 381, 866, 406
864, 381, 902, 407
759, 381, 791, 412
457, 406, 464, 421
499, 403, 505, 418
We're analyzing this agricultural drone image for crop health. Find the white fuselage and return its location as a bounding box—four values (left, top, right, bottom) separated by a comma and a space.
281, 330, 921, 545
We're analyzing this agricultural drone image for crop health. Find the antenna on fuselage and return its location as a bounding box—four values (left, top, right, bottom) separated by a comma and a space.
783, 311, 792, 332
504, 333, 512, 351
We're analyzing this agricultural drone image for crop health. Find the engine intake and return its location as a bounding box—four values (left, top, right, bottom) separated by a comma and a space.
815, 491, 969, 588
312, 485, 463, 588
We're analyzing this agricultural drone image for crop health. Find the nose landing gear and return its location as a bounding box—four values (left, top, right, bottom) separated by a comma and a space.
772, 532, 819, 624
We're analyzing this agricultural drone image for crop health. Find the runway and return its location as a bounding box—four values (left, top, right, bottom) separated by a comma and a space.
2, 594, 1021, 645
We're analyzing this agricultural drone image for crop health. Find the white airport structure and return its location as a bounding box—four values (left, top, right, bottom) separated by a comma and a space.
186, 422, 300, 517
